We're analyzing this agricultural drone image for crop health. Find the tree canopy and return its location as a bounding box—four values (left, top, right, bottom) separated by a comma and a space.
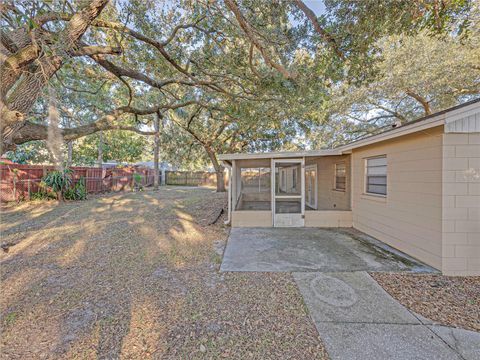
1, 0, 478, 178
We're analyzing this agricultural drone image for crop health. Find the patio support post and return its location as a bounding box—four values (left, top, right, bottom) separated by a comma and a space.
153, 112, 161, 190
302, 156, 305, 218
221, 161, 232, 224
231, 160, 237, 210
271, 158, 275, 226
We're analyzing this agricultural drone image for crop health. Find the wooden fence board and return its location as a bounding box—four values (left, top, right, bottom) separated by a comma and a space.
165, 171, 226, 187
0, 164, 223, 202
0, 164, 155, 202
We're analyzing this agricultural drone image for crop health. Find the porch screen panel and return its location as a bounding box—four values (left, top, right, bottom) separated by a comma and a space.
237, 167, 271, 210
274, 162, 302, 214
275, 198, 301, 214
275, 163, 302, 196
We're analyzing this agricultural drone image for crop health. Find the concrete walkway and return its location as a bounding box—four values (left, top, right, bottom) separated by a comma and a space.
294, 271, 480, 360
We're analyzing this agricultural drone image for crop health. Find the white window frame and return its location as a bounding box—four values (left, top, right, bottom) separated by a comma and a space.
364, 155, 387, 197
334, 162, 346, 192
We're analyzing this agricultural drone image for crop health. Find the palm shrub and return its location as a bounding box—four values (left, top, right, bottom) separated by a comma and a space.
133, 173, 143, 191
64, 177, 87, 200
42, 169, 73, 201
30, 190, 56, 201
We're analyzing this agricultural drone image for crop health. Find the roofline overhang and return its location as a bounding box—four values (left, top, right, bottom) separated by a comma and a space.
218, 149, 342, 161
218, 98, 480, 162
337, 97, 479, 152
336, 115, 445, 152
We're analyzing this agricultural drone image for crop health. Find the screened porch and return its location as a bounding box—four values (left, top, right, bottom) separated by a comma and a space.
227, 155, 352, 227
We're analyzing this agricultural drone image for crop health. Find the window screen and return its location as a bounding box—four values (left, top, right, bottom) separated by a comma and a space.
335, 163, 346, 191
366, 156, 387, 195
237, 168, 271, 210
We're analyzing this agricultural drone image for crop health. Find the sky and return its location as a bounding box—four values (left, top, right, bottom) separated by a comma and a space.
142, 0, 326, 16
302, 0, 326, 16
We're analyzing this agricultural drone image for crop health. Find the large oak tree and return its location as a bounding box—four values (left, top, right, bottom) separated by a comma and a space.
1, 0, 475, 191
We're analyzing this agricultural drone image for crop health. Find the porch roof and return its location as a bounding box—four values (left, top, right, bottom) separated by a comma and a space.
218, 149, 341, 162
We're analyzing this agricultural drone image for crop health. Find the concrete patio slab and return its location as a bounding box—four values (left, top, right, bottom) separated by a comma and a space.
221, 227, 436, 273
293, 272, 419, 324
428, 325, 480, 360
315, 322, 462, 360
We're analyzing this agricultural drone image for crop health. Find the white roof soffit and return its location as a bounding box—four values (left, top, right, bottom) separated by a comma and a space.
218, 149, 341, 161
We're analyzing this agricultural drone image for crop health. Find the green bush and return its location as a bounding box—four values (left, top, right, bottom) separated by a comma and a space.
133, 173, 142, 184
64, 177, 87, 201
133, 173, 143, 191
41, 169, 73, 201
30, 190, 56, 201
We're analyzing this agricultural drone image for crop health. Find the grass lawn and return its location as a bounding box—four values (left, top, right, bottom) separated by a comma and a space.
0, 187, 327, 359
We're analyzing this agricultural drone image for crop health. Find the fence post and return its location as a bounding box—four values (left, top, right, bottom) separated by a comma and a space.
101, 171, 103, 192
27, 179, 31, 200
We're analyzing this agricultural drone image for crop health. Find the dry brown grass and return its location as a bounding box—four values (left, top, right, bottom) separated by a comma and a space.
371, 273, 480, 332
1, 187, 326, 359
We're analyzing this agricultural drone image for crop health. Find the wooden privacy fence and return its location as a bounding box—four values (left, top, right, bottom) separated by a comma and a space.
165, 170, 227, 187
0, 164, 155, 202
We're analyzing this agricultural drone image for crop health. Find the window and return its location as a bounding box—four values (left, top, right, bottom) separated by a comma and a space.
365, 156, 387, 196
335, 163, 346, 191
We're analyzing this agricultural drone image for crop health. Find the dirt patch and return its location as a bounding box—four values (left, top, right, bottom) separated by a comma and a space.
371, 273, 480, 332
1, 187, 327, 359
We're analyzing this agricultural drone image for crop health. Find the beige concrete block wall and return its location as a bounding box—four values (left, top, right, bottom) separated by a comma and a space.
231, 210, 272, 227
305, 210, 352, 227
442, 133, 480, 275
351, 127, 444, 270
306, 155, 351, 210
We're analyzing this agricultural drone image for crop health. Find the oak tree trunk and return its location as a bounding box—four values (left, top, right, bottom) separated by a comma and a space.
206, 148, 225, 192
1, 0, 110, 152
215, 169, 226, 193
97, 131, 103, 167
153, 113, 160, 190
67, 141, 73, 167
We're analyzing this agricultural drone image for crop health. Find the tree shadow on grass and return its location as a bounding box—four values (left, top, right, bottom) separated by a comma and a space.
0, 188, 227, 358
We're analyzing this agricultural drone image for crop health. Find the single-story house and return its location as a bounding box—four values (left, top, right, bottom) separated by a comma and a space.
219, 99, 480, 276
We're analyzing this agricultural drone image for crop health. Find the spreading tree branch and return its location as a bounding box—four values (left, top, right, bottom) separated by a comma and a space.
405, 89, 432, 115
224, 0, 296, 80
293, 0, 344, 59
70, 45, 122, 56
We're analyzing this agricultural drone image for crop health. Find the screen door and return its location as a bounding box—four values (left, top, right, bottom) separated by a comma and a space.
272, 159, 304, 227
